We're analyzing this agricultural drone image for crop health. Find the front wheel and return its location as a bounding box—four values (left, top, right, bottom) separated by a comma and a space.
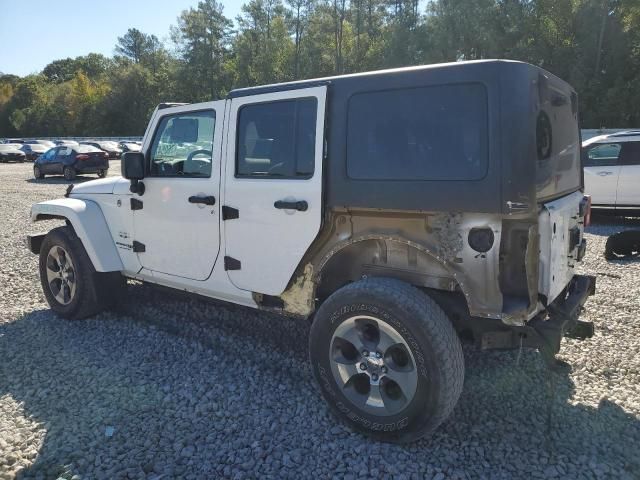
39, 226, 124, 319
309, 278, 464, 443
63, 166, 76, 180
34, 166, 44, 179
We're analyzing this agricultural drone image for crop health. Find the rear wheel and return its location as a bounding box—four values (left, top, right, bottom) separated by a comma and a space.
97, 170, 107, 178
39, 226, 124, 319
63, 166, 76, 180
309, 277, 464, 443
33, 166, 44, 179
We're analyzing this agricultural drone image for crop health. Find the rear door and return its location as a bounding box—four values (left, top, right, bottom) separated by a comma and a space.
132, 102, 225, 280
222, 86, 326, 295
583, 142, 622, 206
616, 141, 640, 207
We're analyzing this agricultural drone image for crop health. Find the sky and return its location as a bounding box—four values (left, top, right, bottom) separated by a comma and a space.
0, 0, 245, 77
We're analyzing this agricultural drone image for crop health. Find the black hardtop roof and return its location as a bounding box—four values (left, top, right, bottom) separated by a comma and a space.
227, 59, 550, 98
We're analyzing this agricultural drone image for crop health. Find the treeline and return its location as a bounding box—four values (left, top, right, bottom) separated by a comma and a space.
1, 0, 639, 137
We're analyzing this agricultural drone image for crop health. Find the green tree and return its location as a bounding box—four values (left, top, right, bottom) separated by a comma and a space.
171, 0, 234, 101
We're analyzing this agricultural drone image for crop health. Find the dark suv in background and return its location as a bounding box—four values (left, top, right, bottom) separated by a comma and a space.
33, 145, 109, 180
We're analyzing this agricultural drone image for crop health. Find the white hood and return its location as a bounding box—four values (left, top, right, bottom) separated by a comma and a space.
70, 176, 129, 195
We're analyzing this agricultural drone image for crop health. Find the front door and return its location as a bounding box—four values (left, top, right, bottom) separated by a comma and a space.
39, 148, 58, 174
223, 86, 327, 295
616, 141, 640, 207
132, 102, 225, 280
583, 142, 621, 206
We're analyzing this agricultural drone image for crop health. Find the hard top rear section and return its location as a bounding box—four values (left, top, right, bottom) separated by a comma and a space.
499, 63, 582, 211
259, 60, 582, 215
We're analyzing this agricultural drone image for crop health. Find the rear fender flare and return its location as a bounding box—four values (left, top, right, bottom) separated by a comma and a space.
31, 198, 124, 272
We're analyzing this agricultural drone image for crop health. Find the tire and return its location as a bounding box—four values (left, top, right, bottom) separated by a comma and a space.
309, 277, 464, 443
98, 170, 107, 178
38, 226, 124, 319
63, 166, 76, 180
33, 166, 44, 179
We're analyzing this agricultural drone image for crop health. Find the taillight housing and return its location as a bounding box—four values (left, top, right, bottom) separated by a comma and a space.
76, 154, 89, 161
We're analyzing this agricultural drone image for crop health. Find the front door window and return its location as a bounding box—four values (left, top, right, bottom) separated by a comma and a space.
149, 111, 216, 177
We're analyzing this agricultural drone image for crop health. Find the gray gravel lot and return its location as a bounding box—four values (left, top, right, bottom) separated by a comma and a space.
0, 161, 639, 479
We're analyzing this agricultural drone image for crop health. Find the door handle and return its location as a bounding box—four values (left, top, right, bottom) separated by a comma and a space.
597, 171, 613, 176
274, 200, 308, 211
189, 195, 216, 205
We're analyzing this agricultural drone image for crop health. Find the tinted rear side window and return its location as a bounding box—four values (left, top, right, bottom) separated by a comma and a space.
347, 84, 488, 181
620, 141, 640, 166
236, 98, 317, 178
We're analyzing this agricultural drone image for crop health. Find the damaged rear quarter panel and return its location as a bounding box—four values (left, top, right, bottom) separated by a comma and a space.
279, 209, 504, 319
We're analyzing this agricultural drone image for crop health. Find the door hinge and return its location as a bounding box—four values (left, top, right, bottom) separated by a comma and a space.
130, 198, 143, 210
132, 241, 146, 253
222, 206, 239, 220
224, 256, 241, 270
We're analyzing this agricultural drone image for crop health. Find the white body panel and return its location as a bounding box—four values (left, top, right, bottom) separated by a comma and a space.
538, 191, 583, 303
132, 101, 225, 281
583, 166, 620, 205
31, 198, 124, 272
617, 164, 640, 206
222, 86, 327, 295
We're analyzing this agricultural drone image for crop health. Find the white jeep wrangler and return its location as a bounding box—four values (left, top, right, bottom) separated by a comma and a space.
28, 60, 595, 442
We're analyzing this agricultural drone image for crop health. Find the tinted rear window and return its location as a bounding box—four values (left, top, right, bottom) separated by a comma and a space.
347, 83, 489, 181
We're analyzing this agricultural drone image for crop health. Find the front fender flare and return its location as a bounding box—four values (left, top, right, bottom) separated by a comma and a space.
31, 198, 124, 272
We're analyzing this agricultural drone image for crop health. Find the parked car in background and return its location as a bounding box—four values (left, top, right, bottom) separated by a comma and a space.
20, 143, 49, 161
33, 145, 109, 180
26, 139, 56, 149
0, 144, 26, 162
80, 140, 122, 159
3, 138, 25, 144
118, 141, 142, 153
582, 131, 640, 211
54, 140, 80, 146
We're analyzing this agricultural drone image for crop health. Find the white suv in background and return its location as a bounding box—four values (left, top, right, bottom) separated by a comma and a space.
583, 131, 640, 211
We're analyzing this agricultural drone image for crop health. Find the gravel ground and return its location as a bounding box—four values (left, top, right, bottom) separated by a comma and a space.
1, 161, 639, 479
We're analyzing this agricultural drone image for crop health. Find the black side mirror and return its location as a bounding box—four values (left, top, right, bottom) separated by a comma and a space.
122, 152, 146, 195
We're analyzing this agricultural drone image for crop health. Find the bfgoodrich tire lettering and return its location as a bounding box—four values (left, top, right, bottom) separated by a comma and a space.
309, 277, 464, 443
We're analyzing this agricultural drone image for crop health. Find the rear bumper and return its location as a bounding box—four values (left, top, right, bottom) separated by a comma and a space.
527, 274, 596, 355
479, 274, 596, 361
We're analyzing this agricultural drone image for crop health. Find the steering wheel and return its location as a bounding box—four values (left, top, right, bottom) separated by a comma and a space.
181, 149, 212, 175
186, 149, 212, 163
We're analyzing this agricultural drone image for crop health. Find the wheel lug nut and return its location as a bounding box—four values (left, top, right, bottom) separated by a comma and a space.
362, 350, 369, 357
371, 373, 378, 381
381, 366, 387, 374
359, 363, 367, 371
375, 352, 382, 359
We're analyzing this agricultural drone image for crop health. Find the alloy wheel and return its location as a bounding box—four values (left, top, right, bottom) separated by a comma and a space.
329, 315, 419, 416
45, 246, 77, 305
